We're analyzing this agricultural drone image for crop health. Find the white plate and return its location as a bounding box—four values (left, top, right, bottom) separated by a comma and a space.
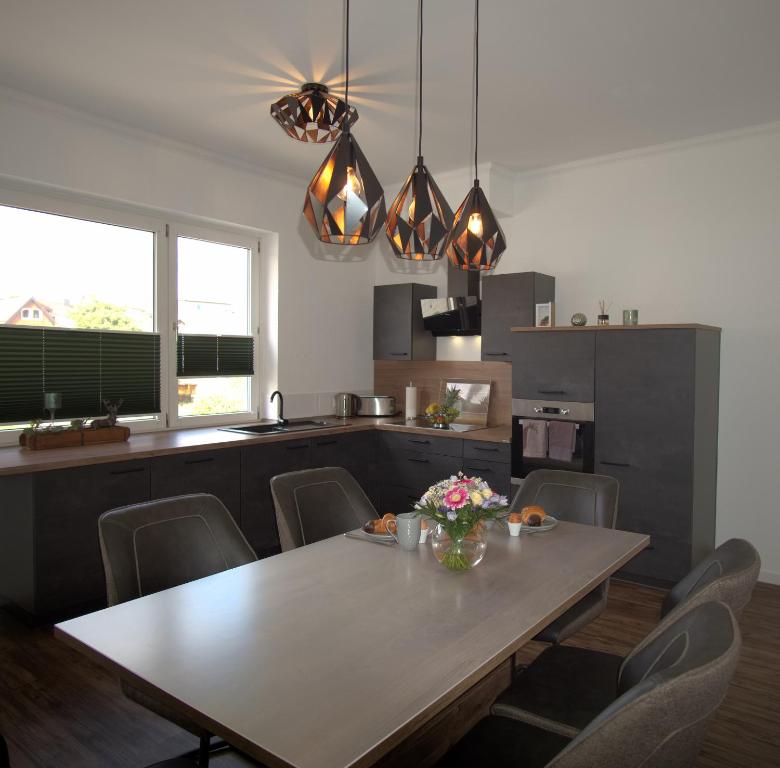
361, 523, 394, 541
520, 515, 558, 533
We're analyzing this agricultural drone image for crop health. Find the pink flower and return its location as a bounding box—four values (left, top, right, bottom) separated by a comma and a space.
455, 478, 471, 486
444, 487, 469, 509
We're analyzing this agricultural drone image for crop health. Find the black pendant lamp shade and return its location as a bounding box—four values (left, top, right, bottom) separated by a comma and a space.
386, 0, 453, 260
303, 0, 385, 244
270, 82, 357, 143
303, 129, 386, 244
447, 180, 506, 271
444, 0, 506, 271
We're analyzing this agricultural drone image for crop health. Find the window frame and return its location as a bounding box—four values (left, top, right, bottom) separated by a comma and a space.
0, 186, 264, 446
167, 223, 261, 429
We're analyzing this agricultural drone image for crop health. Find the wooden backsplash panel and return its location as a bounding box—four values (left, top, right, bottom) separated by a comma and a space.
374, 361, 512, 427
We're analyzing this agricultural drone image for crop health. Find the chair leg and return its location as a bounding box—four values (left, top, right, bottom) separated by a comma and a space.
198, 734, 210, 767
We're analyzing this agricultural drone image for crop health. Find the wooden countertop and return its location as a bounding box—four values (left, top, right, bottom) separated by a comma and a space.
56, 523, 648, 768
0, 419, 512, 477
511, 323, 721, 332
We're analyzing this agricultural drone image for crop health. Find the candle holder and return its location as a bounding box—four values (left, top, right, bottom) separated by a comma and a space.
43, 392, 62, 425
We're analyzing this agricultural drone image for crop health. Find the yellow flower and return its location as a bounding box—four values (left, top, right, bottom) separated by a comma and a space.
470, 491, 484, 507
481, 488, 493, 499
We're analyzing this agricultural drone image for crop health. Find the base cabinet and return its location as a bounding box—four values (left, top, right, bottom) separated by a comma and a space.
150, 448, 241, 525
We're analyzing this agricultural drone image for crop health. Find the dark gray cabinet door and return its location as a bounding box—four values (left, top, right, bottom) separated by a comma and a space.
481, 273, 554, 362
150, 448, 241, 525
460, 458, 511, 498
241, 439, 311, 556
311, 431, 377, 506
373, 283, 436, 360
34, 459, 150, 615
512, 331, 595, 402
595, 329, 696, 582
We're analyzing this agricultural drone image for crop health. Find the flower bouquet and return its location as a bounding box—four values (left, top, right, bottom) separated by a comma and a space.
424, 386, 461, 429
415, 473, 509, 571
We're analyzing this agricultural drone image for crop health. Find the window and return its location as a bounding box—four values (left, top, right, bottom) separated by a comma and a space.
173, 231, 258, 422
0, 191, 263, 442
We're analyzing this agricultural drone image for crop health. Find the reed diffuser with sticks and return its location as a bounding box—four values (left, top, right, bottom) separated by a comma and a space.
597, 300, 612, 326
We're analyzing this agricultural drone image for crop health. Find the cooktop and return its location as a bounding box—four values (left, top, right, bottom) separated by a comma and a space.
388, 419, 488, 433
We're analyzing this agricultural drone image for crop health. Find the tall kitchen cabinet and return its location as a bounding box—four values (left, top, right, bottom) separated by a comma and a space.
481, 272, 555, 362
594, 327, 720, 585
511, 324, 721, 586
373, 283, 437, 360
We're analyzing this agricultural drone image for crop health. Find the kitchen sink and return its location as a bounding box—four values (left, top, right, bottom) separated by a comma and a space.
219, 419, 336, 436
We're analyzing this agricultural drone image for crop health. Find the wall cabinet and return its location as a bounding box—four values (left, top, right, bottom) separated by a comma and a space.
481, 272, 554, 362
150, 448, 241, 525
373, 283, 437, 361
512, 331, 596, 402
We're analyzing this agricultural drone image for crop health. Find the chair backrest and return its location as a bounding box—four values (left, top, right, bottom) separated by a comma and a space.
549, 601, 741, 768
662, 538, 760, 620
0, 732, 8, 768
99, 493, 257, 606
270, 466, 378, 551
510, 469, 618, 528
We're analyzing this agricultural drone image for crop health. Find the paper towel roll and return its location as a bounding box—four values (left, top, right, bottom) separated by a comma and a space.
405, 384, 418, 421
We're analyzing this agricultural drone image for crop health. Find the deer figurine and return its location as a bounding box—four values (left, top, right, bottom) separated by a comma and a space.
91, 399, 123, 429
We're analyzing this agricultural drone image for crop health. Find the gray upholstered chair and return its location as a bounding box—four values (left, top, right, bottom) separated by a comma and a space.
270, 466, 378, 551
491, 538, 759, 738
99, 493, 257, 767
511, 470, 619, 644
436, 600, 741, 768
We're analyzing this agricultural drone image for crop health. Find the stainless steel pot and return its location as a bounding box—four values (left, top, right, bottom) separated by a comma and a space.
335, 393, 359, 419
356, 395, 397, 417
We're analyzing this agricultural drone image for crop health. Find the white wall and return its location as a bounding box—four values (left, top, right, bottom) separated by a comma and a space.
0, 87, 376, 417
498, 125, 780, 581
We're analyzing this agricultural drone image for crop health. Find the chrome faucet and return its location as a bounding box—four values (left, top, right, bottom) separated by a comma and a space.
270, 390, 288, 426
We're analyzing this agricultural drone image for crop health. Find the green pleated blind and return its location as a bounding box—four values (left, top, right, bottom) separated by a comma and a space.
0, 325, 160, 423
176, 334, 254, 377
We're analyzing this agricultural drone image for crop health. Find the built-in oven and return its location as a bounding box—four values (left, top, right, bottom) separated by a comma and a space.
511, 399, 595, 485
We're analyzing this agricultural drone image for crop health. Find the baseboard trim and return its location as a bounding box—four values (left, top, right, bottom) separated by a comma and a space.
758, 570, 780, 586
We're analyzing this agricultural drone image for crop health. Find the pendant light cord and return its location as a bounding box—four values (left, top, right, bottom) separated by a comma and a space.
345, 0, 350, 109
418, 0, 424, 160
474, 0, 479, 181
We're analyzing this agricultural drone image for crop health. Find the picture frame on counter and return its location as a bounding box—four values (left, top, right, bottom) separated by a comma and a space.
535, 301, 554, 327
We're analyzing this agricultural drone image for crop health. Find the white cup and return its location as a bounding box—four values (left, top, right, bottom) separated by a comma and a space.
508, 521, 522, 537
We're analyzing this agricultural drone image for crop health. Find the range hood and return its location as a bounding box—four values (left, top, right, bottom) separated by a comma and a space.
421, 264, 481, 336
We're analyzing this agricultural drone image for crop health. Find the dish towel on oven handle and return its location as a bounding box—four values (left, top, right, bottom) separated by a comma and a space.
548, 420, 578, 462
523, 420, 549, 459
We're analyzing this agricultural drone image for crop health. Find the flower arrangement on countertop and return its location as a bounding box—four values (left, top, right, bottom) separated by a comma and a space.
424, 386, 461, 429
415, 473, 509, 570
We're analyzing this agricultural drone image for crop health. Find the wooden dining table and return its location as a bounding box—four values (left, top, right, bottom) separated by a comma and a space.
55, 522, 648, 768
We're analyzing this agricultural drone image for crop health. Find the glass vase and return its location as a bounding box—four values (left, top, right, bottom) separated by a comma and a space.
431, 523, 487, 571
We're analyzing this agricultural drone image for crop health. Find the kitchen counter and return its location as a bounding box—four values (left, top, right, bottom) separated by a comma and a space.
0, 418, 511, 477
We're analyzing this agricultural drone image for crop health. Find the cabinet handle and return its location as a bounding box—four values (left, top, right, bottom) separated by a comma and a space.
109, 467, 146, 476
285, 444, 308, 451
538, 389, 566, 395
389, 352, 408, 357
406, 494, 419, 501
465, 465, 492, 473
601, 460, 631, 468
473, 446, 499, 452
409, 438, 431, 445
184, 457, 214, 465
407, 457, 430, 464
316, 439, 338, 447
484, 352, 508, 357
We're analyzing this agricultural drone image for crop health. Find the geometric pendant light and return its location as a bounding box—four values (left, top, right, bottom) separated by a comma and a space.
270, 82, 358, 143
385, 0, 453, 260
445, 0, 506, 271
303, 0, 386, 244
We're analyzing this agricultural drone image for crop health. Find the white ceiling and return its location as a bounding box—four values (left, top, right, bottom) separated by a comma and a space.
1, 0, 780, 182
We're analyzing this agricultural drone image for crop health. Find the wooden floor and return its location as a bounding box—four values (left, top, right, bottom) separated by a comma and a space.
1, 579, 779, 767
